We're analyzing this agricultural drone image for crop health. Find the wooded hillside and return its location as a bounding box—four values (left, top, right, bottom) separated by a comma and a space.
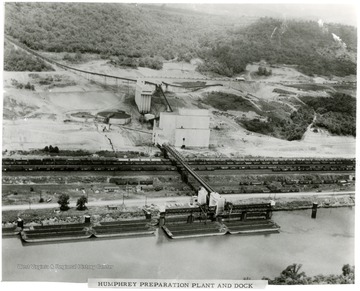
198, 18, 357, 76
5, 3, 357, 76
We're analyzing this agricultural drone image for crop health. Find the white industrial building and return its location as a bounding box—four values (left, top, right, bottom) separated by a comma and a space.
135, 80, 155, 113
153, 108, 210, 148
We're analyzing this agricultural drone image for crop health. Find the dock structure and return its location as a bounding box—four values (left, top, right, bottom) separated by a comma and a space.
161, 202, 280, 239
161, 214, 280, 239
158, 144, 280, 239
222, 203, 274, 221
159, 194, 279, 239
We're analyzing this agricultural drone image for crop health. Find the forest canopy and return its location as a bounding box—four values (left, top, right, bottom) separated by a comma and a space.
4, 3, 357, 76
4, 42, 54, 71
300, 94, 356, 136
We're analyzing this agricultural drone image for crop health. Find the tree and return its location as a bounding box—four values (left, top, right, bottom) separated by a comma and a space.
340, 264, 355, 284
281, 264, 306, 281
267, 263, 355, 285
257, 66, 272, 76
76, 195, 88, 210
24, 82, 31, 90
342, 264, 353, 277
58, 194, 70, 211
270, 263, 309, 285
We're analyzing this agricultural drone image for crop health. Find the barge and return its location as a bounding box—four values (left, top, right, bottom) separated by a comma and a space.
18, 219, 155, 243
162, 220, 279, 239
162, 222, 226, 239
93, 219, 155, 238
20, 223, 92, 243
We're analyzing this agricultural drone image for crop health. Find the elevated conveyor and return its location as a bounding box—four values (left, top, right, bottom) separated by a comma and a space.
161, 144, 214, 194
144, 81, 173, 112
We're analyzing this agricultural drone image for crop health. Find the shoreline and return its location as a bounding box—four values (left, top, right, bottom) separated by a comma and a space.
2, 194, 354, 228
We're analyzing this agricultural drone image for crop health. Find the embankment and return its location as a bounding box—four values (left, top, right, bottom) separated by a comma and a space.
2, 194, 354, 229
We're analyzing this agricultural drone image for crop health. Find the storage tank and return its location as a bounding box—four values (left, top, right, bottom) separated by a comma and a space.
97, 110, 131, 125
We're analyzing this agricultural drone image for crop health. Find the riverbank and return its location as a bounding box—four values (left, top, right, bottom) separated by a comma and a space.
2, 194, 354, 228
247, 193, 355, 211
2, 205, 157, 228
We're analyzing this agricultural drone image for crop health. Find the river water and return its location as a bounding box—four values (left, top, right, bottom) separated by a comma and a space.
2, 207, 354, 282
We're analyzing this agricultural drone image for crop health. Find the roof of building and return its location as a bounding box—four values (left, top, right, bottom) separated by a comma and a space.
140, 86, 155, 93
160, 108, 209, 117
179, 108, 209, 116
137, 81, 156, 94
97, 110, 131, 119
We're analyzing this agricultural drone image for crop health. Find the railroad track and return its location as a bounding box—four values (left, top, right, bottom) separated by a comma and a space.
2, 157, 355, 172
161, 144, 215, 193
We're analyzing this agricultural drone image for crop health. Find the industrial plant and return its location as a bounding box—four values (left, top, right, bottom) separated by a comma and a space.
2, 2, 356, 285
153, 109, 211, 148
135, 80, 156, 114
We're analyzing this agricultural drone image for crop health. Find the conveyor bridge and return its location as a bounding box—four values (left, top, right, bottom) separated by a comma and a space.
161, 144, 215, 194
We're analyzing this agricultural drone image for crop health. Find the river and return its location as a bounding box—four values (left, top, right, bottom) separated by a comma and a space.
2, 207, 354, 282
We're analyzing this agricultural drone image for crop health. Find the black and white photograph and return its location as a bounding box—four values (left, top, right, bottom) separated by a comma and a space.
1, 0, 357, 289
